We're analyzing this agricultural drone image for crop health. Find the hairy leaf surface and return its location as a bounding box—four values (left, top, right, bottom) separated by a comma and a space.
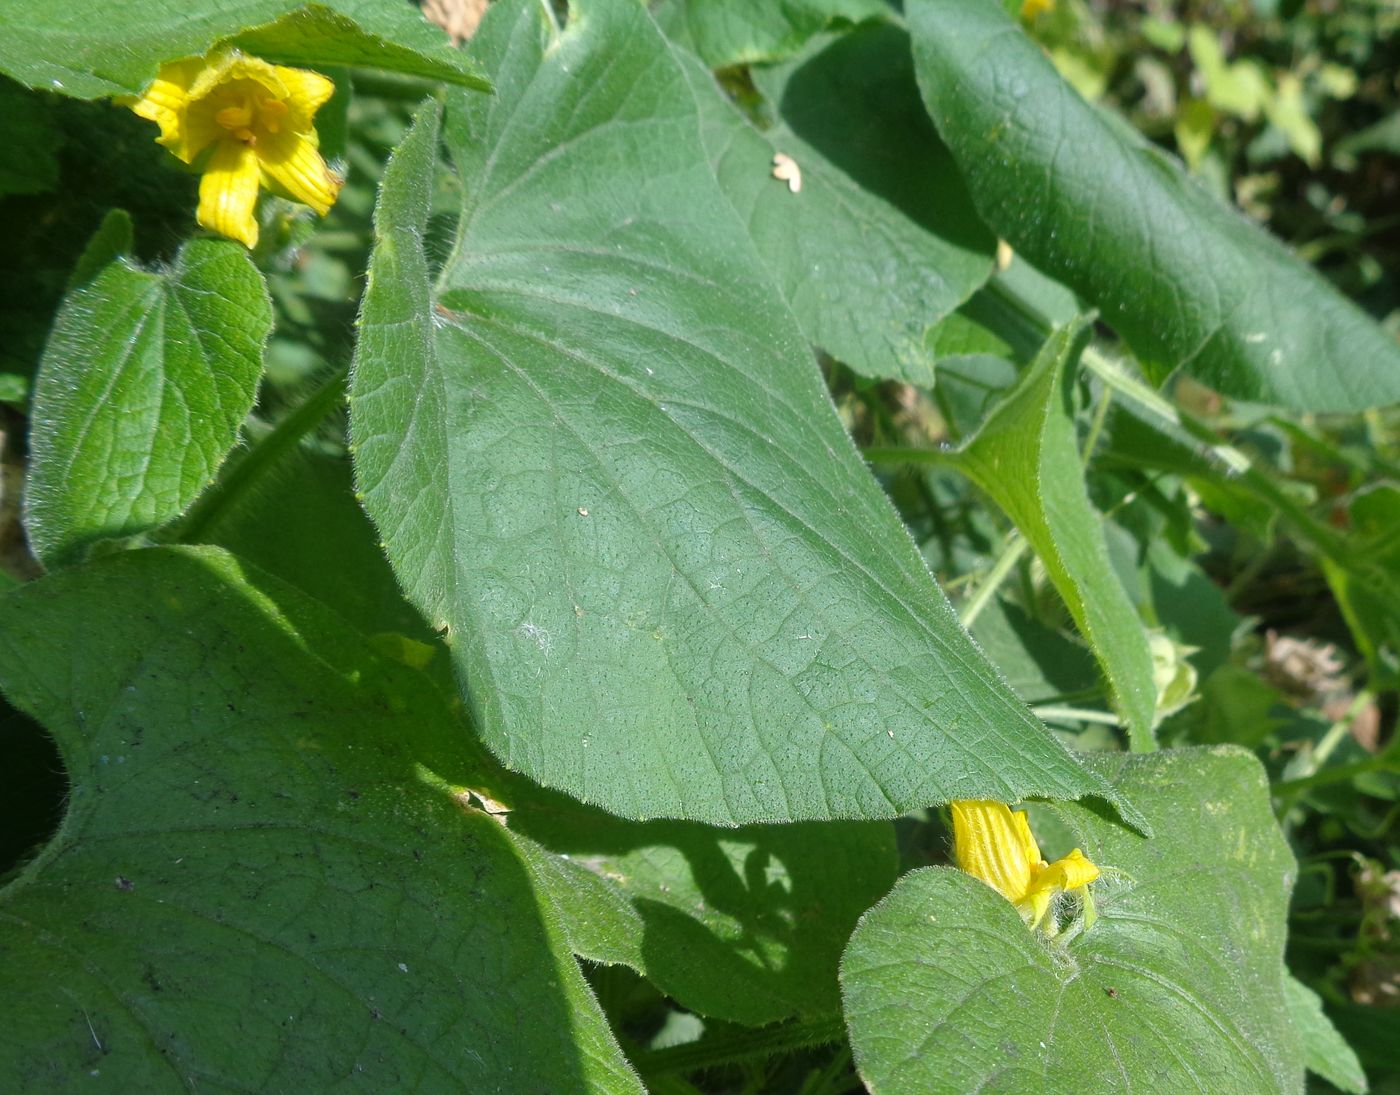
842, 748, 1303, 1094
0, 547, 639, 1092
957, 321, 1157, 749
0, 0, 486, 99
1284, 976, 1368, 1094
349, 0, 1142, 827
909, 0, 1400, 412
24, 234, 270, 567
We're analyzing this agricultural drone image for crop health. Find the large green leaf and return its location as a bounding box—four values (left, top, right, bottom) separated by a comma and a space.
510, 803, 897, 1026
661, 0, 887, 68
908, 0, 1400, 413
0, 547, 640, 1092
24, 232, 271, 568
170, 397, 889, 1029
349, 0, 1143, 828
841, 747, 1303, 1094
957, 320, 1157, 749
173, 392, 899, 1028
673, 23, 995, 384
0, 0, 486, 99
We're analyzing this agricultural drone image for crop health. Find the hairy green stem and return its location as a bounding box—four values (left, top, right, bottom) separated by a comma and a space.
1078, 347, 1352, 561
959, 534, 1029, 628
166, 365, 349, 545
1033, 704, 1123, 727
981, 275, 1356, 565
1311, 691, 1375, 771
1274, 751, 1400, 800
1080, 382, 1114, 468
630, 1017, 847, 1081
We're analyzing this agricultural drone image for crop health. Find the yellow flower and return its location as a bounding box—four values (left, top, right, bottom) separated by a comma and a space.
1021, 0, 1054, 18
130, 50, 343, 248
951, 800, 1099, 929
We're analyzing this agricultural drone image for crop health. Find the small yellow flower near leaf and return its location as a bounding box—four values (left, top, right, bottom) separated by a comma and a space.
1021, 0, 1053, 18
951, 800, 1099, 930
130, 50, 343, 248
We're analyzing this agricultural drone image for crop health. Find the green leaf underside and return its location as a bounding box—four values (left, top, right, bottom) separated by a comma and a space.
349, 0, 1144, 828
0, 547, 640, 1093
841, 748, 1303, 1095
957, 321, 1157, 749
674, 22, 995, 385
908, 0, 1400, 413
24, 237, 271, 568
1283, 976, 1368, 1094
0, 0, 487, 99
510, 802, 898, 1026
665, 0, 888, 68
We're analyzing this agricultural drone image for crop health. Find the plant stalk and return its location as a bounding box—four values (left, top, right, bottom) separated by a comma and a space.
165, 365, 350, 545
630, 1017, 846, 1081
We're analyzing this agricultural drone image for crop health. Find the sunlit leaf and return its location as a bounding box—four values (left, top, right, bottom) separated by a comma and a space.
909, 0, 1400, 412
24, 232, 270, 567
842, 748, 1303, 1094
348, 0, 1141, 827
0, 0, 487, 99
956, 320, 1157, 749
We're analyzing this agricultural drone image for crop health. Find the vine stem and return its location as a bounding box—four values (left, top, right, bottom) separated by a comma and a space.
1077, 346, 1352, 561
630, 1016, 847, 1082
958, 533, 1028, 628
1274, 691, 1397, 807
164, 365, 350, 545
1033, 704, 1123, 727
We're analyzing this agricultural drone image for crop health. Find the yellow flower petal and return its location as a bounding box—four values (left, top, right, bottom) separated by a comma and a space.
1023, 888, 1056, 930
951, 800, 1040, 904
197, 139, 262, 248
271, 64, 337, 130
130, 59, 217, 163
186, 50, 287, 104
133, 49, 341, 243
1023, 849, 1100, 928
258, 129, 342, 216
1033, 848, 1100, 895
953, 800, 1101, 931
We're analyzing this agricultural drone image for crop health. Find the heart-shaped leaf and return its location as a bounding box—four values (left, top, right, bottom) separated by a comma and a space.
349, 0, 1142, 828
841, 748, 1302, 1093
25, 230, 270, 567
0, 547, 639, 1092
